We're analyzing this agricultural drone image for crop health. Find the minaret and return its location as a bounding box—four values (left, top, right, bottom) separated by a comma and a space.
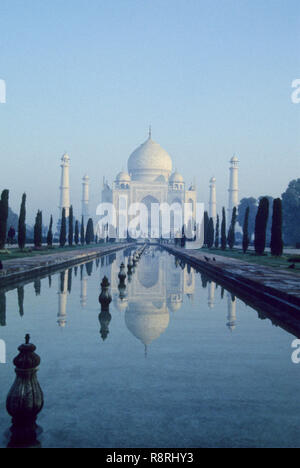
82, 174, 90, 226
227, 293, 237, 331
228, 155, 239, 220
59, 153, 70, 218
209, 177, 217, 223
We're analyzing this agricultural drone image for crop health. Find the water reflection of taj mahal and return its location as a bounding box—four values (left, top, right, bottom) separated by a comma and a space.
57, 248, 237, 348
110, 248, 195, 352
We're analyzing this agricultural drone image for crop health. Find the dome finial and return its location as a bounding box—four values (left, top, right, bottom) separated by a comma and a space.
148, 125, 152, 140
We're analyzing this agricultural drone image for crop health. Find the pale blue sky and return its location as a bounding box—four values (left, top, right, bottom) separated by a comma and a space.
0, 0, 299, 224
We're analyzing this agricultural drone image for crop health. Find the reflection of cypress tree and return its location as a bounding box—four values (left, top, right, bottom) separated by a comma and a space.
221, 287, 225, 299
201, 273, 208, 288
109, 254, 116, 265
60, 272, 65, 292
0, 292, 6, 326
85, 261, 93, 276
96, 258, 100, 269
74, 266, 78, 277
48, 275, 52, 288
17, 287, 24, 317
99, 310, 112, 341
34, 279, 41, 296
187, 264, 191, 274
80, 265, 83, 280
67, 269, 72, 293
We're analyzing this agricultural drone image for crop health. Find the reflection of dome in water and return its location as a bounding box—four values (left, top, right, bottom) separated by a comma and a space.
137, 259, 159, 289
125, 302, 169, 346
113, 294, 128, 312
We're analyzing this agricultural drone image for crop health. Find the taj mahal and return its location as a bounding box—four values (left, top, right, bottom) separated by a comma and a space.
101, 128, 197, 239
58, 129, 239, 240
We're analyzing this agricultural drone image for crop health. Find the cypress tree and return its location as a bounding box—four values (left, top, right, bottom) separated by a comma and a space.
0, 189, 9, 249
221, 207, 226, 250
270, 198, 283, 256
34, 210, 42, 248
68, 205, 74, 246
227, 207, 237, 249
74, 220, 79, 245
242, 207, 250, 254
60, 208, 67, 247
207, 217, 214, 248
214, 214, 220, 248
204, 211, 209, 247
254, 197, 269, 255
81, 216, 85, 246
47, 215, 53, 247
18, 193, 26, 249
85, 218, 94, 245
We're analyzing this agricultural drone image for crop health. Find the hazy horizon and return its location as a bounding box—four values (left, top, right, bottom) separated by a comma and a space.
1, 0, 299, 225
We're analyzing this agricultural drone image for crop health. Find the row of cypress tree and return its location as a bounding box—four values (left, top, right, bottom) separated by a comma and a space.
0, 189, 96, 250
58, 207, 95, 247
0, 190, 27, 250
204, 197, 283, 256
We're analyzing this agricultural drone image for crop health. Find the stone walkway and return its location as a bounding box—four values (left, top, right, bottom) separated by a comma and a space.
164, 246, 300, 311
0, 243, 132, 286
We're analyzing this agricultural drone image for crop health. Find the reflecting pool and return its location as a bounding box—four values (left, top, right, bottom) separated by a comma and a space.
0, 246, 299, 448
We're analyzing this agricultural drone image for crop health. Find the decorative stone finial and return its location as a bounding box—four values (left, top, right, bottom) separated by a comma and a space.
6, 335, 44, 447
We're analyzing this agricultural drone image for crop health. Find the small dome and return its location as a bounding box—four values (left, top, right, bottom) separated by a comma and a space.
61, 152, 70, 162
230, 154, 239, 163
210, 176, 216, 183
83, 174, 89, 181
116, 171, 131, 182
167, 297, 183, 312
169, 171, 184, 183
125, 302, 169, 346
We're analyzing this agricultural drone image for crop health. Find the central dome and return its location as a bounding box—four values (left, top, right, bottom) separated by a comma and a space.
128, 134, 173, 182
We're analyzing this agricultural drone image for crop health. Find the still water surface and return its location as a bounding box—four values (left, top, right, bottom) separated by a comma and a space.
0, 246, 299, 448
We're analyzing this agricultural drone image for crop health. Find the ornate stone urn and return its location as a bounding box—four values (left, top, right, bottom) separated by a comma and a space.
6, 335, 44, 447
